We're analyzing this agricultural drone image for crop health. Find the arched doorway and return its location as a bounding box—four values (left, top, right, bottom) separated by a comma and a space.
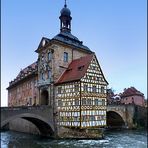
107, 111, 125, 128
41, 90, 49, 105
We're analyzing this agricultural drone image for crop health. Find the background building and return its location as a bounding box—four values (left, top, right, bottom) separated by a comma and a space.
107, 87, 145, 107
120, 87, 145, 106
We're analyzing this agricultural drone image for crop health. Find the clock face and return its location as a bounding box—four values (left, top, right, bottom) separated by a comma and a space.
42, 39, 46, 46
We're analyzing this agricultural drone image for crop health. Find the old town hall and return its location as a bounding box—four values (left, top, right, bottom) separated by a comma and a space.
7, 2, 108, 130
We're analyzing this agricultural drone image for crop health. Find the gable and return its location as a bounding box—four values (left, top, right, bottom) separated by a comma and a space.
82, 55, 108, 85
35, 37, 51, 53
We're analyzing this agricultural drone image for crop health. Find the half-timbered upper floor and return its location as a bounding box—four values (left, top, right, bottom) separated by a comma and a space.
55, 54, 108, 128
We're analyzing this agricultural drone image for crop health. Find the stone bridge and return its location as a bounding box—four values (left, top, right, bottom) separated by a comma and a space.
107, 104, 135, 128
0, 106, 55, 137
1, 105, 137, 136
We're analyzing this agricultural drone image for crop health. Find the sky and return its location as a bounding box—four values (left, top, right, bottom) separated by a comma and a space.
1, 0, 147, 106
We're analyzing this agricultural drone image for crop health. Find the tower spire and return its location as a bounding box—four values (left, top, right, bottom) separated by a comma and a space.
59, 0, 72, 33
64, 0, 67, 7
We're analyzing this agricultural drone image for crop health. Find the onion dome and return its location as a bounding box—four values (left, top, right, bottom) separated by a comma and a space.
60, 4, 71, 16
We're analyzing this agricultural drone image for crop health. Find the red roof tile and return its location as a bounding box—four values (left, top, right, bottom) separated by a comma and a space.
120, 87, 144, 97
56, 54, 94, 84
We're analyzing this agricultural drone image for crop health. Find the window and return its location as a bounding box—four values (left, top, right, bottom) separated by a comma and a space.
87, 99, 92, 105
58, 87, 62, 94
75, 84, 79, 92
92, 86, 96, 93
58, 100, 63, 107
75, 99, 79, 105
48, 70, 51, 79
102, 99, 105, 106
98, 100, 103, 106
48, 52, 52, 61
29, 98, 32, 105
90, 115, 95, 121
101, 86, 104, 93
74, 116, 79, 122
94, 99, 99, 105
82, 115, 87, 121
84, 85, 88, 92
82, 98, 86, 105
41, 73, 45, 80
64, 52, 68, 62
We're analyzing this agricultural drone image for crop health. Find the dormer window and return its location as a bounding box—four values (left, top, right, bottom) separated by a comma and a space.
64, 52, 68, 62
78, 65, 84, 71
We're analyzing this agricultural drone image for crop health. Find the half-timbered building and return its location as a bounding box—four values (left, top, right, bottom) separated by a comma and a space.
56, 54, 108, 128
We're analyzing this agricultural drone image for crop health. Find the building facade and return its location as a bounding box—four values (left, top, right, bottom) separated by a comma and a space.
7, 3, 108, 132
7, 62, 38, 106
120, 87, 145, 106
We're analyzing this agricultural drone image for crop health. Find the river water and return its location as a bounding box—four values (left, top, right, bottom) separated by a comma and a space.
1, 130, 147, 148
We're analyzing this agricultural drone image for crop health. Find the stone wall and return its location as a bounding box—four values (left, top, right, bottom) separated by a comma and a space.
57, 127, 104, 139
133, 106, 147, 128
8, 76, 39, 107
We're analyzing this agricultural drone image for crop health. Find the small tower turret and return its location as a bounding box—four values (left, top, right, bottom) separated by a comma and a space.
59, 0, 72, 33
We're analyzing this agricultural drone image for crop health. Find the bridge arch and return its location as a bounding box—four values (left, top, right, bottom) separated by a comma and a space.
107, 111, 125, 128
1, 113, 54, 137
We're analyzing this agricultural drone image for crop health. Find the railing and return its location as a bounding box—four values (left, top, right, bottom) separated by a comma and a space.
38, 79, 52, 86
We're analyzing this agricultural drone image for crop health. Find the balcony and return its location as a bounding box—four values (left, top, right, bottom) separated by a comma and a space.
37, 78, 54, 87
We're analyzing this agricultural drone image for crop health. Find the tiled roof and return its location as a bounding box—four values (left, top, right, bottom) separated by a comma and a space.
56, 54, 94, 84
120, 87, 144, 97
16, 62, 37, 78
8, 62, 38, 88
53, 32, 92, 52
